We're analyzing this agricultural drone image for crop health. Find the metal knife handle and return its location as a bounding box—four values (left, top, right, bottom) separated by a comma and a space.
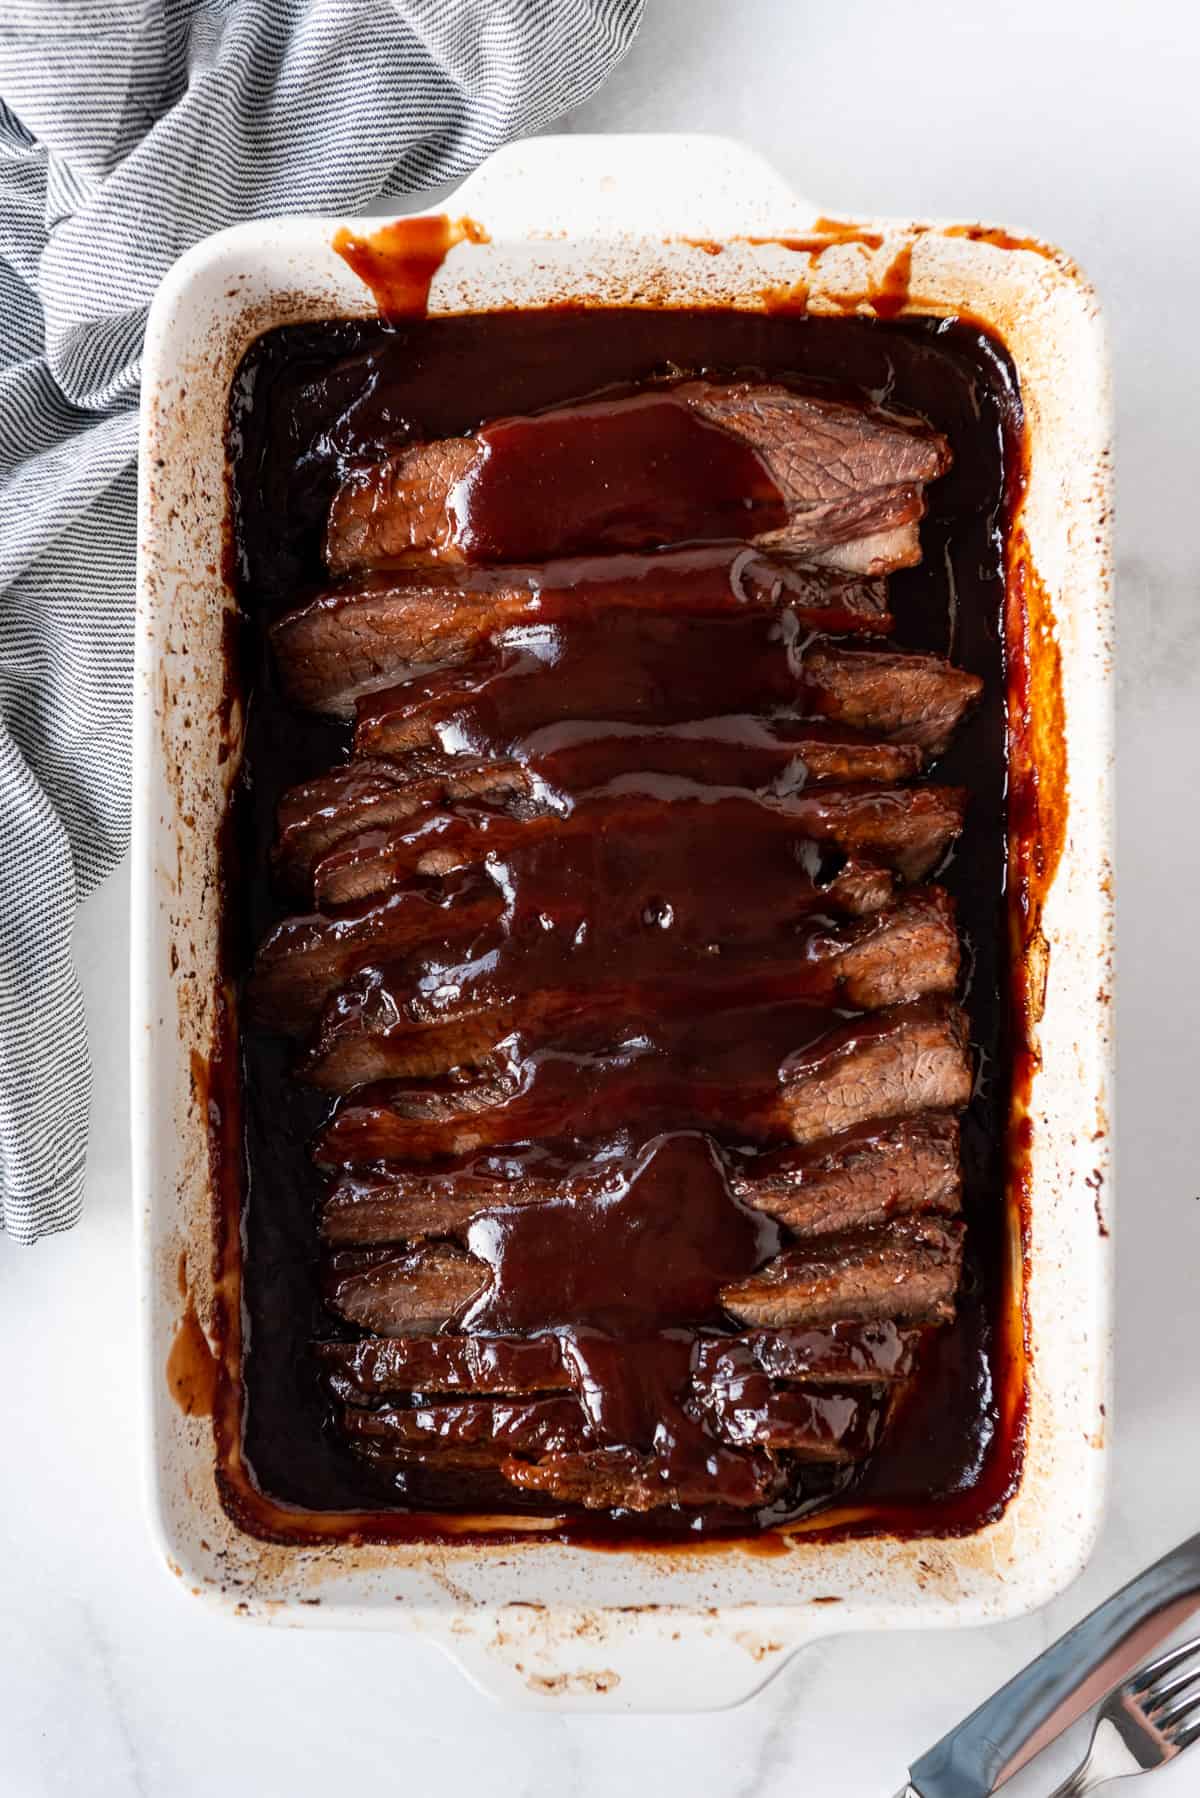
908, 1529, 1200, 1798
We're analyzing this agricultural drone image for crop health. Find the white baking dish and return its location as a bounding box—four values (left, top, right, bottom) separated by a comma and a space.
131, 133, 1113, 1711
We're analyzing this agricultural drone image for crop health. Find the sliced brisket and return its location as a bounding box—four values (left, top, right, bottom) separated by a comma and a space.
324, 380, 949, 575
314, 782, 965, 910
803, 645, 983, 755
729, 1113, 962, 1236
318, 1115, 959, 1248
247, 868, 505, 1034
274, 718, 927, 898
699, 1379, 880, 1458
315, 1323, 923, 1398
720, 1217, 965, 1329
253, 790, 921, 1033
273, 555, 891, 716
317, 1333, 571, 1398
314, 997, 972, 1164
303, 889, 961, 1090
694, 1321, 924, 1386
353, 615, 981, 761
341, 1396, 587, 1457
323, 1242, 487, 1335
498, 1445, 779, 1511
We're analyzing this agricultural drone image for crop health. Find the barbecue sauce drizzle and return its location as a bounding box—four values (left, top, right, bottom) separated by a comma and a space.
222, 310, 1023, 1543
445, 393, 788, 563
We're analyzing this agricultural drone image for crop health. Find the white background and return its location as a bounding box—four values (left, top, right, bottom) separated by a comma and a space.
3, 2, 1199, 1792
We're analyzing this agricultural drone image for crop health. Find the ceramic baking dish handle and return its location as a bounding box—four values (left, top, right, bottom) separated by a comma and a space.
450, 132, 818, 243
432, 1609, 835, 1713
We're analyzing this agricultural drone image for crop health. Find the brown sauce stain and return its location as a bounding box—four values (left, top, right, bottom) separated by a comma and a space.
189, 1047, 209, 1113
783, 241, 912, 323
1087, 1168, 1109, 1239
680, 227, 883, 265
811, 217, 886, 249
978, 456, 1061, 1508
167, 1297, 219, 1418
870, 242, 914, 320
759, 277, 810, 315
1005, 527, 1068, 1065
747, 227, 884, 256
981, 498, 1066, 1477
735, 1530, 792, 1558
333, 215, 489, 321
944, 223, 1058, 261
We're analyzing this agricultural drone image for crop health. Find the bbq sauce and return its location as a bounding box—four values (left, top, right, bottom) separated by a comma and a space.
464, 1133, 780, 1335
314, 784, 895, 938
332, 215, 489, 320
446, 392, 788, 563
222, 309, 1025, 1542
353, 610, 822, 757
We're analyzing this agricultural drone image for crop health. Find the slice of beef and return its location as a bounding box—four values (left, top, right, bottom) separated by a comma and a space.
315, 1324, 922, 1398
323, 1242, 488, 1334
315, 782, 965, 910
323, 1213, 965, 1343
700, 1379, 880, 1458
720, 1217, 965, 1329
353, 1440, 529, 1480
314, 997, 972, 1165
775, 998, 972, 1144
341, 1396, 587, 1456
303, 888, 960, 1090
328, 434, 475, 573
692, 382, 949, 560
324, 380, 949, 574
337, 1385, 873, 1464
318, 1117, 959, 1247
693, 1321, 924, 1386
318, 1115, 959, 1248
247, 868, 505, 1034
273, 758, 461, 895
319, 1151, 611, 1247
253, 799, 905, 1035
499, 1444, 779, 1510
274, 718, 926, 896
728, 1113, 962, 1236
353, 614, 981, 761
273, 555, 891, 716
316, 1334, 571, 1398
384, 718, 925, 809
803, 645, 983, 755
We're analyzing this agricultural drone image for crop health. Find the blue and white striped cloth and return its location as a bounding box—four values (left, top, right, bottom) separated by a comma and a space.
0, 0, 643, 1244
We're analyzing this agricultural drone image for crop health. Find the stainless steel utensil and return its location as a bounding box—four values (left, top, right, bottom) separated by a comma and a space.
896, 1530, 1200, 1797
1046, 1634, 1200, 1795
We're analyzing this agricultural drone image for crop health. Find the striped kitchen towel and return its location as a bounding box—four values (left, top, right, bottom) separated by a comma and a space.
0, 0, 643, 1245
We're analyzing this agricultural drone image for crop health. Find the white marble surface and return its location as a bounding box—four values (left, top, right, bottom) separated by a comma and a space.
3, 1, 1199, 1791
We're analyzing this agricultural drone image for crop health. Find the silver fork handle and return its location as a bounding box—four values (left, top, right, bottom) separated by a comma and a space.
1047, 1717, 1136, 1797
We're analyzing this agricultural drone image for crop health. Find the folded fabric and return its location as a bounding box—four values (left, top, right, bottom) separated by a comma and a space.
0, 0, 643, 1244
